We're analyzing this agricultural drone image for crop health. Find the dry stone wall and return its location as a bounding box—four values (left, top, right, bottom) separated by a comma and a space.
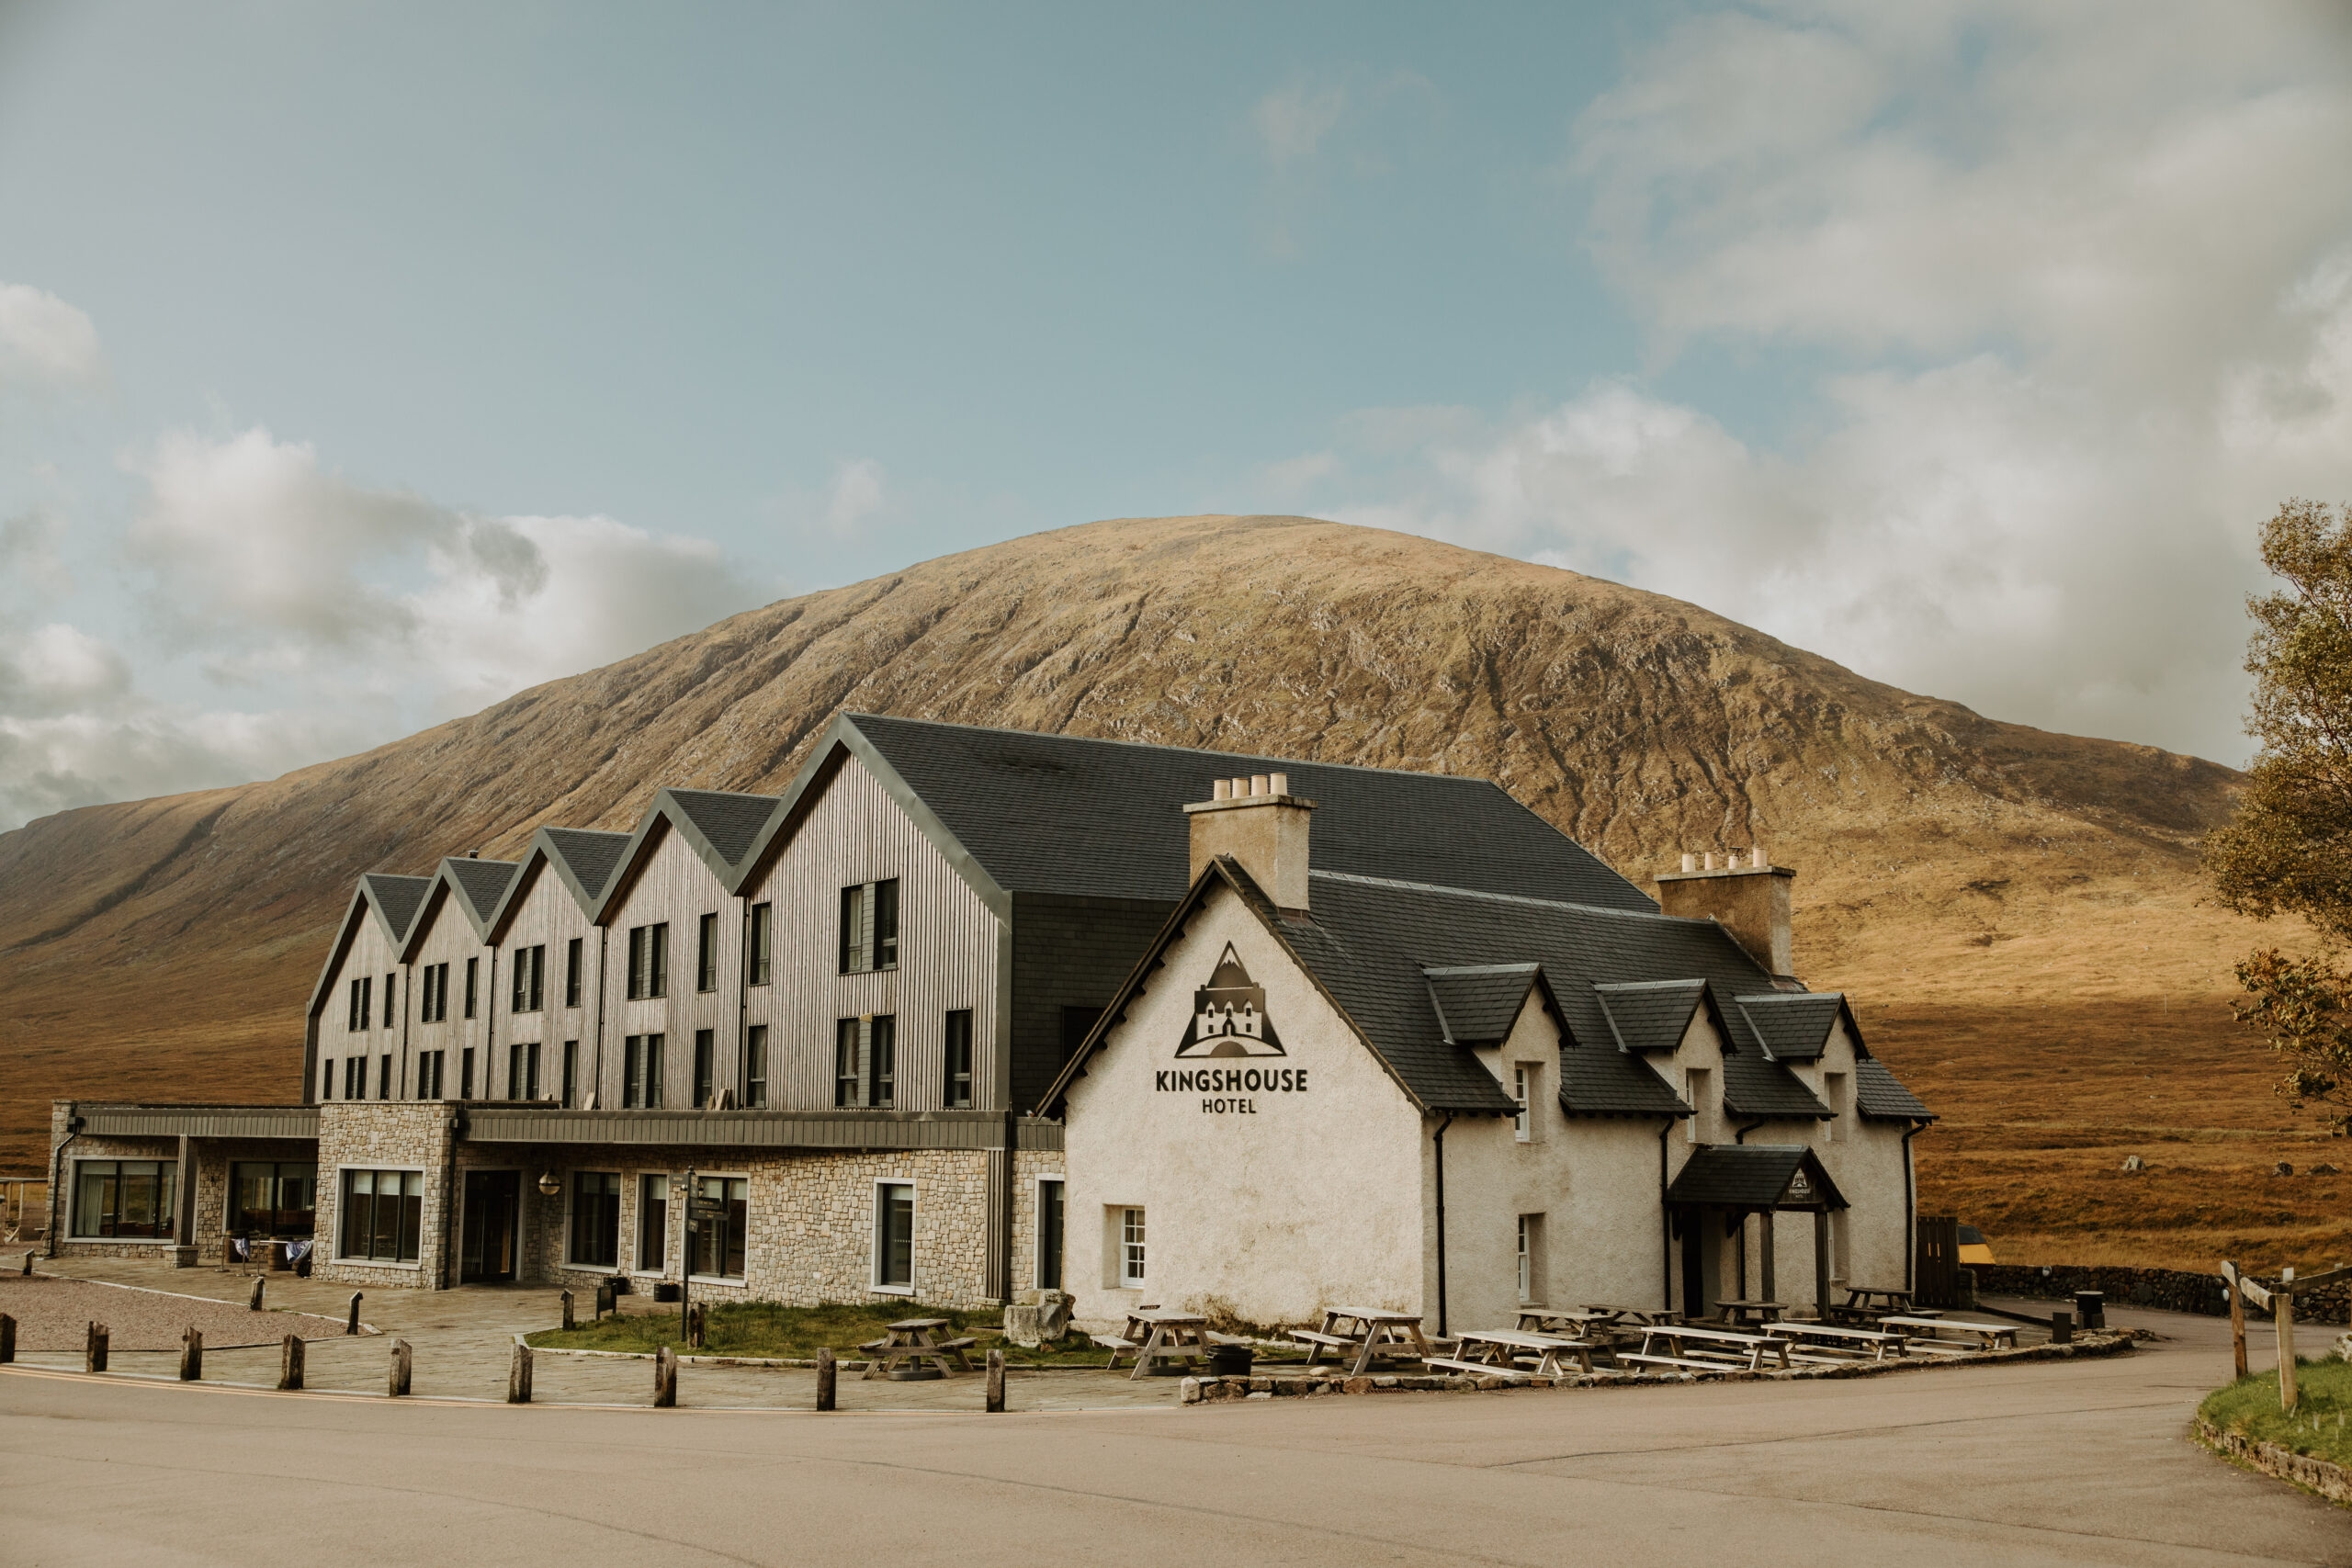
1981, 1262, 2348, 1326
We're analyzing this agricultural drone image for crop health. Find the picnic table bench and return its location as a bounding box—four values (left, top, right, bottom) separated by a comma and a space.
1714, 1299, 1785, 1328
1828, 1285, 1914, 1324
1763, 1321, 1911, 1360
1099, 1308, 1215, 1380
1619, 1323, 1794, 1373
1518, 1307, 1636, 1337
1879, 1315, 2019, 1352
1430, 1328, 1603, 1380
859, 1318, 976, 1380
1289, 1306, 1432, 1377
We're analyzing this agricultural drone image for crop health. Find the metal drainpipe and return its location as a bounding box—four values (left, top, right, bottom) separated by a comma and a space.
592, 926, 608, 1108
736, 898, 750, 1105
48, 1103, 82, 1259
1658, 1120, 1674, 1311
1431, 1114, 1454, 1337
439, 1106, 465, 1290
1901, 1121, 1925, 1294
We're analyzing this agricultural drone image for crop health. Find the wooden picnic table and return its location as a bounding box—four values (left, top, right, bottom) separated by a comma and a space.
1289, 1306, 1432, 1377
1433, 1328, 1602, 1380
859, 1317, 978, 1381
1517, 1307, 1624, 1336
1763, 1321, 1911, 1361
1879, 1314, 2019, 1352
1103, 1308, 1214, 1381
1584, 1304, 1685, 1327
1621, 1323, 1793, 1373
1714, 1299, 1785, 1328
1829, 1285, 1913, 1323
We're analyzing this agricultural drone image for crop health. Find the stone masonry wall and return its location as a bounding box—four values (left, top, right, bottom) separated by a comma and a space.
1981, 1262, 2348, 1326
313, 1102, 456, 1291
44, 1108, 179, 1260
1009, 1149, 1068, 1296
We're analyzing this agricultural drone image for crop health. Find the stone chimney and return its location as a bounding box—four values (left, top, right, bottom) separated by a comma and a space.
1657, 846, 1795, 982
1184, 772, 1315, 914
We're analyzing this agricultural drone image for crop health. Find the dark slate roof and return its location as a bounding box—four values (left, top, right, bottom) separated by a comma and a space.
447, 858, 520, 923
847, 714, 1655, 911
1664, 1145, 1848, 1210
1425, 964, 1540, 1044
1736, 993, 1843, 1062
668, 789, 779, 867
361, 874, 432, 941
1856, 1057, 1934, 1122
1595, 980, 1707, 1054
544, 829, 630, 902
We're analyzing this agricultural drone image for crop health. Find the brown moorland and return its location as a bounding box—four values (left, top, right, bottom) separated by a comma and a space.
1, 514, 2341, 1270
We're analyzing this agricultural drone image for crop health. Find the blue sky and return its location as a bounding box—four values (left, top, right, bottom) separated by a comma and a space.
4, 2, 2351, 827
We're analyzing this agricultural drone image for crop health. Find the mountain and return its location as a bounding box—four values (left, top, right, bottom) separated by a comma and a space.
1, 514, 2338, 1268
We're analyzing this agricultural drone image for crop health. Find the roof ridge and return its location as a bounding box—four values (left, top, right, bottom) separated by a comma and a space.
846, 712, 1510, 788
1311, 868, 1701, 922
1421, 961, 1541, 976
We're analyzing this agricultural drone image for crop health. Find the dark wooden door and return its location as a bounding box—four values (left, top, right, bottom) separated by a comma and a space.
461, 1170, 519, 1283
1679, 1216, 1705, 1319
1915, 1213, 1959, 1308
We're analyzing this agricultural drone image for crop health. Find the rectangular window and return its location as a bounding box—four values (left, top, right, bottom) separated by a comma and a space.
636, 1173, 669, 1271
869, 1015, 895, 1108
1513, 1065, 1532, 1142
1684, 1068, 1710, 1142
748, 903, 772, 986
356, 976, 373, 1032
628, 923, 669, 999
561, 1041, 578, 1109
378, 1054, 392, 1100
691, 1175, 748, 1280
834, 1018, 860, 1108
1120, 1207, 1147, 1288
744, 1025, 768, 1108
71, 1159, 177, 1238
1036, 1177, 1064, 1291
944, 1010, 974, 1108
419, 962, 449, 1023
1518, 1213, 1547, 1304
229, 1161, 315, 1239
506, 1041, 540, 1100
838, 879, 900, 973
693, 1029, 714, 1108
511, 944, 544, 1013
565, 938, 582, 1009
695, 912, 718, 992
337, 1168, 423, 1263
384, 972, 397, 1028
343, 1056, 362, 1100
569, 1171, 622, 1269
464, 956, 479, 1020
1823, 1071, 1849, 1143
460, 1046, 475, 1099
876, 1181, 914, 1291
624, 1033, 665, 1110
347, 976, 365, 1032
417, 1051, 445, 1100
322, 1056, 334, 1101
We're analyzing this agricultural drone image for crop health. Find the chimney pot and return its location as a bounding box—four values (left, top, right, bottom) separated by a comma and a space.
1657, 855, 1794, 979
1250, 773, 1269, 797
1213, 779, 1230, 801
1680, 852, 1697, 874
1270, 772, 1289, 795
1703, 852, 1717, 871
1186, 774, 1316, 912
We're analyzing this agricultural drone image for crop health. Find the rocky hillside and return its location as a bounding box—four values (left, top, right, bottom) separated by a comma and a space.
3, 514, 2333, 1267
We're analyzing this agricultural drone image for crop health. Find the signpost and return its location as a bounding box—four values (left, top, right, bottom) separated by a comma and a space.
682, 1166, 729, 1350
2219, 1258, 2351, 1412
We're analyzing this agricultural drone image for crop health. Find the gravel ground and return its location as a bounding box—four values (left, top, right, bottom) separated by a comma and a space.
0, 1273, 364, 1350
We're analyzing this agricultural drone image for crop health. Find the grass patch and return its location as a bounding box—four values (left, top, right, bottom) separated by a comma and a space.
525, 1299, 1122, 1366
2199, 1356, 2352, 1468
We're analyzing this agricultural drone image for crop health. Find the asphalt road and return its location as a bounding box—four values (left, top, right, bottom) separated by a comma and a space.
1, 1302, 2343, 1567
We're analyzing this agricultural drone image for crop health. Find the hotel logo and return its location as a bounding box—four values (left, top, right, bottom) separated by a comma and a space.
1175, 944, 1286, 1058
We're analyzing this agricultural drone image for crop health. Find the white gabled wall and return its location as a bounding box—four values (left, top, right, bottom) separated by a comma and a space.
1061, 886, 1424, 1332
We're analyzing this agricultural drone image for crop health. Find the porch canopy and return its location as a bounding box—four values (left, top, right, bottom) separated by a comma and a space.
1665, 1145, 1849, 1315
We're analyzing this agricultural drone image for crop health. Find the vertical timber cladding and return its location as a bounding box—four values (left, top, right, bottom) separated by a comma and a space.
742, 760, 1002, 1114
407, 881, 492, 1101
492, 859, 599, 1103
318, 900, 402, 1104
600, 820, 740, 1111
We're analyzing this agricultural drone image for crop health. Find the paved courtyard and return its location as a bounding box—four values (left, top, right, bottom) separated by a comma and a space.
1, 1260, 2345, 1565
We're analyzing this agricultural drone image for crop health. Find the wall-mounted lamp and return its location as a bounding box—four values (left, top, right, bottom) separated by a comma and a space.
537, 1171, 560, 1198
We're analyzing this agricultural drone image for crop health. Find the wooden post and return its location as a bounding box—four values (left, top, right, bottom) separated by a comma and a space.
1813, 1211, 1830, 1318
278, 1335, 304, 1391
2276, 1266, 2297, 1413
2050, 1310, 2072, 1345
816, 1346, 836, 1412
179, 1326, 202, 1382
346, 1292, 363, 1336
595, 1280, 615, 1320
1759, 1213, 1776, 1305
508, 1342, 533, 1404
19, 1249, 31, 1276
0, 1313, 15, 1364
653, 1345, 677, 1408
390, 1339, 413, 1397
986, 1348, 1005, 1414
85, 1321, 107, 1373
248, 1276, 266, 1311
560, 1290, 575, 1332
2223, 1261, 2248, 1379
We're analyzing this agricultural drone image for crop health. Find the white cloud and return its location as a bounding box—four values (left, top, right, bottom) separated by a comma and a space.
821, 457, 888, 538
1253, 82, 1349, 169
1283, 0, 2352, 765
0, 427, 770, 829
0, 282, 106, 389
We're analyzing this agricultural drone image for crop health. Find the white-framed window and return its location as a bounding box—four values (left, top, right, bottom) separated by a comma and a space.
1684, 1068, 1711, 1142
874, 1179, 915, 1293
1823, 1071, 1849, 1142
1517, 1213, 1546, 1304
1035, 1176, 1065, 1291
1513, 1065, 1532, 1142
1119, 1207, 1147, 1288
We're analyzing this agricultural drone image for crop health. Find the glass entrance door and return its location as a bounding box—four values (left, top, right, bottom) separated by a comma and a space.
459, 1169, 520, 1282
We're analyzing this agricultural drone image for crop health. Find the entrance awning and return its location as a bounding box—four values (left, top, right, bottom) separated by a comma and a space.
1665, 1144, 1848, 1211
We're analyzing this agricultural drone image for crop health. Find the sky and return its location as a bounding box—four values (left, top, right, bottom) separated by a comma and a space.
3, 1, 2350, 830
